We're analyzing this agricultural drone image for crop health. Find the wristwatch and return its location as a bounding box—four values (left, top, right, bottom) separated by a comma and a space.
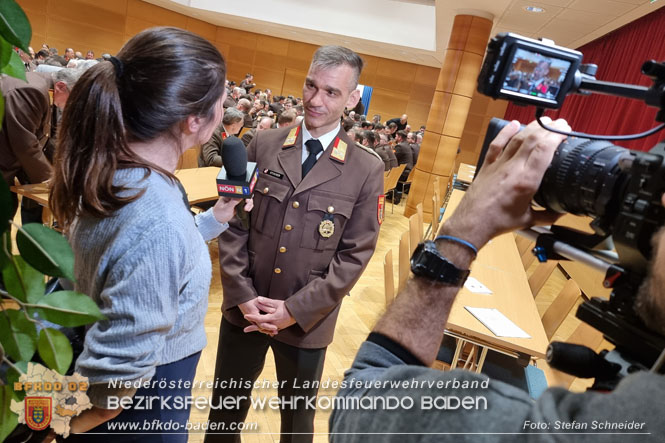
410, 240, 470, 286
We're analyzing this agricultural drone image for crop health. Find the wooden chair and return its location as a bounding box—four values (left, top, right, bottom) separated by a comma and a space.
528, 260, 560, 297
430, 194, 440, 240
540, 278, 582, 340
413, 202, 423, 238
409, 214, 421, 256
398, 230, 410, 293
383, 164, 407, 213
384, 249, 395, 306
179, 145, 201, 169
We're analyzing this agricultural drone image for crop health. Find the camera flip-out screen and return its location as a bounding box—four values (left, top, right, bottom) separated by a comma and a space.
501, 48, 574, 106
477, 33, 583, 109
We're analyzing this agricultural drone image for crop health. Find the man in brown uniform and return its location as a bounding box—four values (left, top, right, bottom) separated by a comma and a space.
206, 46, 384, 443
0, 71, 71, 224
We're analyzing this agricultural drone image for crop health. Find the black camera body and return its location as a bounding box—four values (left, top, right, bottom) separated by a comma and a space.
477, 33, 665, 386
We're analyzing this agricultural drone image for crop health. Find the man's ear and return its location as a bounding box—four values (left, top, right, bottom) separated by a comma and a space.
346, 88, 360, 109
54, 81, 68, 95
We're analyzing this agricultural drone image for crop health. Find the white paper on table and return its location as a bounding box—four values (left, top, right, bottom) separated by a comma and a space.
464, 277, 492, 294
464, 307, 531, 338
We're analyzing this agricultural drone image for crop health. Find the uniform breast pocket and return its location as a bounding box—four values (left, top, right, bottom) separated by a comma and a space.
300, 190, 355, 251
252, 176, 290, 238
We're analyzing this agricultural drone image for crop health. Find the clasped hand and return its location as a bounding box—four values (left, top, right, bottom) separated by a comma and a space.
239, 297, 296, 336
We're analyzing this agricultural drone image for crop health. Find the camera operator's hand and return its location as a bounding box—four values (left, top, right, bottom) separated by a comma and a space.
443, 117, 570, 249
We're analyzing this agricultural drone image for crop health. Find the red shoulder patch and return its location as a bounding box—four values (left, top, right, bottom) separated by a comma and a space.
377, 194, 385, 225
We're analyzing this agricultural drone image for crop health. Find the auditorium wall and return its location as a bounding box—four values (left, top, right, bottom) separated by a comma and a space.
17, 0, 440, 128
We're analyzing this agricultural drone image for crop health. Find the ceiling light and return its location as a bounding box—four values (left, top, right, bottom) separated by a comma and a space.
524, 6, 546, 13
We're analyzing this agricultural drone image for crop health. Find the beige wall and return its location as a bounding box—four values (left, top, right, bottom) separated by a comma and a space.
18, 0, 439, 128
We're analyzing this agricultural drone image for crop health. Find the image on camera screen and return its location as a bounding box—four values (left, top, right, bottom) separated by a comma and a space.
501, 48, 572, 101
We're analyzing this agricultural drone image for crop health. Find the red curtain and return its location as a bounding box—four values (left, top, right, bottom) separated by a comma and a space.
503, 6, 665, 152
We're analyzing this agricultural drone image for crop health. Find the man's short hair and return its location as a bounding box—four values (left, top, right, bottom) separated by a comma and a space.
374, 123, 384, 131
278, 109, 297, 126
36, 49, 49, 59
237, 98, 252, 112
258, 116, 273, 129
388, 122, 397, 129
222, 107, 244, 125
396, 130, 407, 140
362, 130, 376, 146
52, 64, 93, 89
310, 45, 364, 90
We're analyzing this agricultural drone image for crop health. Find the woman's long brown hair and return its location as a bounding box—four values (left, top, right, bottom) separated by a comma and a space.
50, 27, 226, 228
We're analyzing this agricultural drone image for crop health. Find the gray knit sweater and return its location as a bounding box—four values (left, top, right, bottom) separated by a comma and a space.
70, 168, 227, 407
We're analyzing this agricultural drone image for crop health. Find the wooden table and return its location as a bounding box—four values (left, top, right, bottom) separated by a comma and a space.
442, 189, 550, 370
10, 167, 221, 207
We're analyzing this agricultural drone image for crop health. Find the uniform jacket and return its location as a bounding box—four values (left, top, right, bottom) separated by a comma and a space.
199, 125, 227, 167
218, 124, 384, 348
0, 72, 53, 185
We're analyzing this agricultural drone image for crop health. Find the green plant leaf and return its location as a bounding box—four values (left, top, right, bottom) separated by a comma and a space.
36, 290, 104, 327
0, 173, 11, 237
0, 93, 4, 139
0, 384, 19, 442
2, 256, 45, 303
1, 49, 26, 82
0, 309, 37, 362
0, 36, 11, 69
6, 360, 29, 402
16, 224, 75, 281
37, 328, 72, 375
0, 0, 31, 51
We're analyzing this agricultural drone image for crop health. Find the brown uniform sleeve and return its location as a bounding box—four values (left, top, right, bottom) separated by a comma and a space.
285, 156, 384, 332
217, 135, 260, 309
200, 128, 223, 167
4, 87, 52, 183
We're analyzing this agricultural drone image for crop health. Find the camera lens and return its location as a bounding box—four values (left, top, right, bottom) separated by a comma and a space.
534, 138, 629, 222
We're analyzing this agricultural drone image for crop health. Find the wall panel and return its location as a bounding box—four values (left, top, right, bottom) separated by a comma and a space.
17, 0, 439, 128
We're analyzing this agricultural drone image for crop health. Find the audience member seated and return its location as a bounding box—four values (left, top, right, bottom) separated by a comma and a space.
376, 133, 398, 170
241, 116, 273, 146
277, 108, 297, 128
199, 107, 245, 167
236, 98, 254, 128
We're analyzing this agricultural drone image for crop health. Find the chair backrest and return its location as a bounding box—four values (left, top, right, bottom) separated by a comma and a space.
430, 195, 440, 239
383, 164, 406, 194
405, 167, 416, 183
409, 213, 421, 256
179, 145, 201, 169
384, 249, 395, 306
415, 202, 424, 240
528, 260, 560, 297
541, 278, 582, 340
398, 230, 410, 293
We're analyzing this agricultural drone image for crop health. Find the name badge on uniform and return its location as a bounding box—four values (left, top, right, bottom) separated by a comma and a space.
319, 213, 335, 238
263, 169, 284, 179
330, 138, 347, 163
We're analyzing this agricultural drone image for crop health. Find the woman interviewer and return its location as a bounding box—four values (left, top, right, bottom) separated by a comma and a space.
49, 27, 249, 441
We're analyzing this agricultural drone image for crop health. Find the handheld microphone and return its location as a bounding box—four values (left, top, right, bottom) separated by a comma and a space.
217, 136, 258, 229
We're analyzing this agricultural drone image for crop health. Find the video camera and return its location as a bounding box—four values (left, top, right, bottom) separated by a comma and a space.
477, 33, 665, 390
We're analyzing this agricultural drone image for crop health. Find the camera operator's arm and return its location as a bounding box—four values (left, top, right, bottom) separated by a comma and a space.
372, 118, 570, 365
